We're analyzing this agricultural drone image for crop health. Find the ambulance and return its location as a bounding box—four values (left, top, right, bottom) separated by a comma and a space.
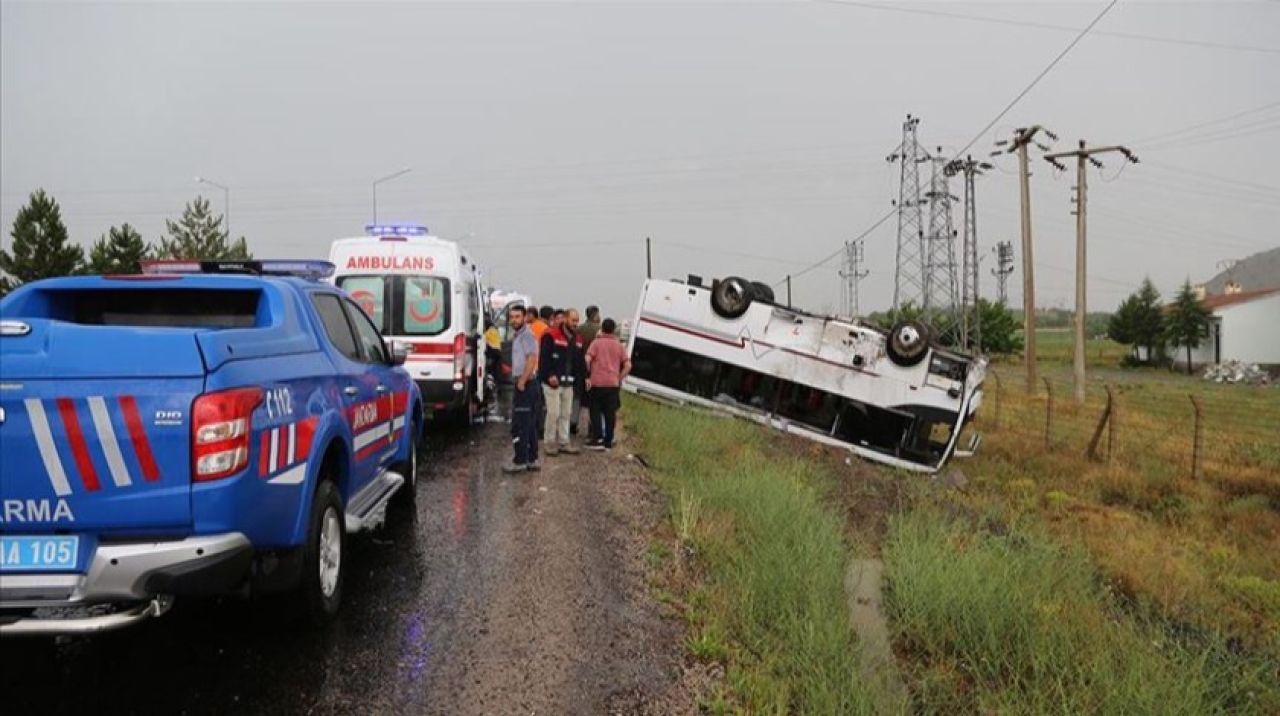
330, 224, 488, 425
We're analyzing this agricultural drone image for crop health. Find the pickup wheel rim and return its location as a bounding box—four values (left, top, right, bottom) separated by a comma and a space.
318, 506, 341, 598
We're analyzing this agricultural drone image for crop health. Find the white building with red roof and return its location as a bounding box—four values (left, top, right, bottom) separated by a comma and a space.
1174, 286, 1280, 371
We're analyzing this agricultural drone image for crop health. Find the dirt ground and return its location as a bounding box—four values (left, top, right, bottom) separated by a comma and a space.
418, 419, 701, 715
0, 416, 701, 716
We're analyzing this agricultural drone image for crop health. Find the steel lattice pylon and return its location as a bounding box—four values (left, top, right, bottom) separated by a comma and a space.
839, 239, 868, 317
992, 241, 1014, 304
946, 155, 991, 350
888, 115, 928, 312
923, 153, 960, 339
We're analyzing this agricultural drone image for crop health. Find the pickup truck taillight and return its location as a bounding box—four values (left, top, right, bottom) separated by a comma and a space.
192, 387, 263, 481
453, 332, 467, 382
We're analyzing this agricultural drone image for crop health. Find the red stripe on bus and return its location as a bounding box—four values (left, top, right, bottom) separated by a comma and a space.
119, 396, 161, 481
640, 316, 881, 377
57, 398, 101, 491
638, 317, 745, 348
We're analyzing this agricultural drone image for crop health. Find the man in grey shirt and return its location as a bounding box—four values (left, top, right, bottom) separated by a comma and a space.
504, 304, 541, 472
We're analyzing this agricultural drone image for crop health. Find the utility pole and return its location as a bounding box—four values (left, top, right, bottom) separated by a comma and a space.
991, 241, 1014, 304
996, 126, 1057, 394
786, 275, 793, 308
1044, 140, 1139, 404
888, 115, 929, 312
646, 237, 652, 279
945, 156, 992, 350
839, 239, 869, 317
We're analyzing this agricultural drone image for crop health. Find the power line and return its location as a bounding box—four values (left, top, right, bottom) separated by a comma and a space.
779, 0, 1118, 287
1142, 159, 1280, 196
1132, 101, 1280, 146
951, 0, 1118, 159
813, 0, 1280, 55
1140, 120, 1280, 152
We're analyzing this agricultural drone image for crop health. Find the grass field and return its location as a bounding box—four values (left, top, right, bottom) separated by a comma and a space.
629, 402, 906, 714
975, 333, 1280, 675
629, 345, 1280, 713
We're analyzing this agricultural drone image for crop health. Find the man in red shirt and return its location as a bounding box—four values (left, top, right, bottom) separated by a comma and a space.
584, 318, 631, 450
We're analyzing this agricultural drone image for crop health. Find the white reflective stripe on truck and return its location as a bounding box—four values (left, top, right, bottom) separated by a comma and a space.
24, 399, 73, 497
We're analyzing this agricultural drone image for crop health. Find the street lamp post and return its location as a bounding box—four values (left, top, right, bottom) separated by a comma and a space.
372, 168, 412, 224
194, 176, 230, 239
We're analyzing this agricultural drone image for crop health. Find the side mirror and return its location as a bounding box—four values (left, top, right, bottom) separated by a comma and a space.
388, 340, 411, 366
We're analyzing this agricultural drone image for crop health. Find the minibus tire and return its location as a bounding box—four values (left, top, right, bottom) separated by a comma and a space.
711, 276, 753, 319
886, 320, 930, 367
749, 281, 776, 304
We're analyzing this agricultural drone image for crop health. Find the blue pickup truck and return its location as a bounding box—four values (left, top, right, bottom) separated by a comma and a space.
0, 260, 422, 635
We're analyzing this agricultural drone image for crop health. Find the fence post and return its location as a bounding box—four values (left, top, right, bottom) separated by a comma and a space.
1043, 377, 1053, 450
1106, 385, 1116, 465
1190, 395, 1203, 480
1086, 384, 1113, 463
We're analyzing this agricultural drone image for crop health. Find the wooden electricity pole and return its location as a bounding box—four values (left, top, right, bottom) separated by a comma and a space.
997, 126, 1056, 394
1044, 140, 1138, 404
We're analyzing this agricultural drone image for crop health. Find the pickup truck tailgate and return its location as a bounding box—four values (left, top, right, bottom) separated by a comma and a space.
1, 319, 204, 533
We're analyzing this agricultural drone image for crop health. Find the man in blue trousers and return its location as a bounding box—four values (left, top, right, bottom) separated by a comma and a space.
502, 304, 542, 473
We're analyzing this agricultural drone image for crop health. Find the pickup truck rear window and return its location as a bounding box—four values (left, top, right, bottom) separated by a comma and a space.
52, 289, 260, 328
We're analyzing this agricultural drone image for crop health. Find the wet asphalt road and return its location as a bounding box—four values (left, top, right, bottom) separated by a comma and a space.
0, 411, 687, 715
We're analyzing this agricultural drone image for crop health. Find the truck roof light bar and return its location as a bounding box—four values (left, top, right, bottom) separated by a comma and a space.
141, 260, 336, 281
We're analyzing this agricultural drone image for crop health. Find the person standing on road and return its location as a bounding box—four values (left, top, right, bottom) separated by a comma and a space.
540, 309, 579, 456
530, 305, 549, 341
565, 308, 587, 438
530, 306, 551, 440
579, 305, 601, 352
503, 305, 541, 473
585, 318, 631, 450
577, 305, 602, 442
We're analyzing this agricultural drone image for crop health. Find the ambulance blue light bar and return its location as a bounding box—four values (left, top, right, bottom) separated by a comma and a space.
365, 223, 428, 237
141, 260, 335, 281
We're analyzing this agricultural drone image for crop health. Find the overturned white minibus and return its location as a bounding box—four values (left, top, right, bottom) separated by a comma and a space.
623, 276, 986, 473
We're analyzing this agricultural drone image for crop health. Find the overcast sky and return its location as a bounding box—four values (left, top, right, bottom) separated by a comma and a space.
3, 0, 1278, 318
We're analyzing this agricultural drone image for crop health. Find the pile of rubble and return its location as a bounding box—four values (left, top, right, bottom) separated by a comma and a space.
1202, 360, 1271, 385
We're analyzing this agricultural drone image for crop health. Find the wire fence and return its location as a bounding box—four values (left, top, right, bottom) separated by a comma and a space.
974, 368, 1280, 490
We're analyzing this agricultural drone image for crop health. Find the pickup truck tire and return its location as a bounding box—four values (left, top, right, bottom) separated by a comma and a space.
886, 320, 931, 367
711, 276, 753, 319
392, 419, 420, 507
295, 479, 345, 625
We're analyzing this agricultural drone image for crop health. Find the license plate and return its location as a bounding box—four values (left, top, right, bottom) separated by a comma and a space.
0, 536, 80, 572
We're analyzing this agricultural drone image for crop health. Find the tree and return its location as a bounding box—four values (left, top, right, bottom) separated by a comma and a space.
1108, 294, 1140, 346
1166, 279, 1211, 375
1107, 277, 1165, 365
976, 298, 1023, 355
155, 196, 250, 260
88, 223, 150, 275
869, 302, 925, 332
0, 189, 84, 292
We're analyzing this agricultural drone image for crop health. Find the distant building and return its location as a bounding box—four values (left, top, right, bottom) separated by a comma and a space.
1173, 287, 1280, 371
